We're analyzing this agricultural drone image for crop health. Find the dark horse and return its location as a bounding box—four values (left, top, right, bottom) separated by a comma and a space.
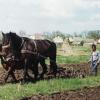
0, 44, 32, 82
1, 32, 57, 82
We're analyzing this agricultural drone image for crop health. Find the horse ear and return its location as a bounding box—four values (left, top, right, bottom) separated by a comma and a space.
1, 32, 4, 36
9, 31, 12, 34
0, 32, 4, 43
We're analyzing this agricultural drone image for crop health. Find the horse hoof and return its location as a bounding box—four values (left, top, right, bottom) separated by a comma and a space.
20, 80, 26, 85
3, 80, 6, 84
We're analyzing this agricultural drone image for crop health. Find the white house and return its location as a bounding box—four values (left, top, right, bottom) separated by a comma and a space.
53, 36, 63, 44
97, 39, 100, 44
29, 33, 44, 40
30, 35, 35, 39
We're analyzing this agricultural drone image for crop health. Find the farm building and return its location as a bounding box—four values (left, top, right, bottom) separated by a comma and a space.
53, 36, 64, 47
97, 39, 100, 44
29, 33, 45, 40
53, 36, 63, 44
67, 37, 84, 46
84, 39, 95, 44
30, 35, 35, 39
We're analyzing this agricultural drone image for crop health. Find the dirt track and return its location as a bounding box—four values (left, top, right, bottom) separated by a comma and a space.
21, 86, 100, 100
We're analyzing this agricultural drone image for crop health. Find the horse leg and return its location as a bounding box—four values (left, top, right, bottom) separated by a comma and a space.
22, 59, 28, 83
50, 57, 57, 76
10, 71, 17, 82
39, 59, 47, 79
33, 61, 39, 81
49, 43, 57, 76
4, 67, 12, 82
4, 71, 10, 82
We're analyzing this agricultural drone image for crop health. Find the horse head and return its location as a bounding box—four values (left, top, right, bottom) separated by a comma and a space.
1, 32, 23, 61
1, 32, 15, 60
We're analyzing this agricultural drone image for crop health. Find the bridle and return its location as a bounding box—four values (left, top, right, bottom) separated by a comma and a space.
2, 35, 39, 62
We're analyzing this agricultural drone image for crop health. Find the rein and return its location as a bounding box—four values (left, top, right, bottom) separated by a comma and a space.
33, 40, 37, 53
19, 37, 25, 50
21, 39, 38, 54
21, 49, 55, 63
21, 50, 37, 55
17, 39, 56, 63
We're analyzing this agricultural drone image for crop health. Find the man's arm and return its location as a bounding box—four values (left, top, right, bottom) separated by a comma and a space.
97, 51, 100, 64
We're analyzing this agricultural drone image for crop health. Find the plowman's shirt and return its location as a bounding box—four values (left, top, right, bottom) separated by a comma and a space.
90, 51, 100, 62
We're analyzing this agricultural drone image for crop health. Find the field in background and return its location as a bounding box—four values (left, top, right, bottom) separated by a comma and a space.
55, 44, 100, 64
57, 44, 100, 56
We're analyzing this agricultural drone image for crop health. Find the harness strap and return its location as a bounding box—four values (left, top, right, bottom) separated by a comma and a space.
33, 40, 37, 53
21, 49, 55, 63
19, 37, 24, 50
21, 50, 37, 55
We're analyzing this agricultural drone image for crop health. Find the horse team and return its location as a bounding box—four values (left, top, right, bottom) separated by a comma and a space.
0, 32, 58, 83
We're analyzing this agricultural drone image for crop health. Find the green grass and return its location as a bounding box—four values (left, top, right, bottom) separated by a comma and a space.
45, 55, 89, 65
0, 76, 100, 100
71, 46, 91, 53
71, 44, 100, 52
56, 55, 89, 64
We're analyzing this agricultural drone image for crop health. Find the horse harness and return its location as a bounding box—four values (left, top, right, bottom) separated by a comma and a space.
2, 37, 38, 62
21, 38, 38, 55
20, 38, 49, 60
2, 37, 55, 62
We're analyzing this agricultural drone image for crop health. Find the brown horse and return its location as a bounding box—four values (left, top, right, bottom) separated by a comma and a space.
1, 32, 57, 83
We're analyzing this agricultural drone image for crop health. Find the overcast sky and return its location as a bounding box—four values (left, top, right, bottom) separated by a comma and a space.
0, 0, 100, 34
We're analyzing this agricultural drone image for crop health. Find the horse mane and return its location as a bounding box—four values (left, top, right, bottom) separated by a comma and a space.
7, 32, 22, 51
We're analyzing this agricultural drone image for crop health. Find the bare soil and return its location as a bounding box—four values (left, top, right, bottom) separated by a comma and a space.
0, 62, 91, 84
21, 86, 100, 100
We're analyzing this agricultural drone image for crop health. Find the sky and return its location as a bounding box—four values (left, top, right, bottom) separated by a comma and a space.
0, 0, 100, 34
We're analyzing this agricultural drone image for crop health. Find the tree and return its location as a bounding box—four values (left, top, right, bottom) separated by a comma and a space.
44, 31, 67, 40
52, 31, 66, 40
73, 32, 83, 37
87, 30, 100, 40
44, 32, 53, 40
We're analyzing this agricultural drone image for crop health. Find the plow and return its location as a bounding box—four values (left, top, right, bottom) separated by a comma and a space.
0, 62, 90, 84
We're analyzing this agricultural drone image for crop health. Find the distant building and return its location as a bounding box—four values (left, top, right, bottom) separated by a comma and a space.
68, 37, 84, 46
30, 35, 35, 39
68, 37, 74, 43
97, 39, 100, 44
29, 33, 44, 40
53, 36, 63, 44
73, 37, 83, 44
85, 39, 95, 44
35, 33, 44, 40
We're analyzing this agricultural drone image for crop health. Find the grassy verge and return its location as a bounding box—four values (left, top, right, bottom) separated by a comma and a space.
0, 76, 100, 100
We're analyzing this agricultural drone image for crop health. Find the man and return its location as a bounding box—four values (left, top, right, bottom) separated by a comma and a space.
89, 44, 100, 76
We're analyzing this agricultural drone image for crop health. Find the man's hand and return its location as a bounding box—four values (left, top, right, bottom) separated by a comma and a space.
88, 60, 91, 63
